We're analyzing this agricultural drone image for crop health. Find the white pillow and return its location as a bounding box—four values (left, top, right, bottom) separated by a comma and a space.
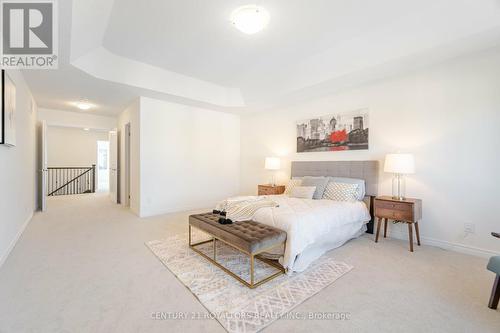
284, 178, 303, 195
290, 186, 317, 199
323, 182, 359, 202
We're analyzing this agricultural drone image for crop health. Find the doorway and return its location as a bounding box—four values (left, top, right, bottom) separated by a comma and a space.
97, 140, 110, 192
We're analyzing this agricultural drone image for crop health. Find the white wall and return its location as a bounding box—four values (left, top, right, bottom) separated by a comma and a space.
240, 47, 500, 256
38, 108, 117, 130
118, 99, 141, 214
139, 97, 240, 216
121, 97, 240, 217
47, 126, 108, 167
0, 70, 38, 266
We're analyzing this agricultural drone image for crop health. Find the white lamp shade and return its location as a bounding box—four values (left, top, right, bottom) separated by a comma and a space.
384, 153, 415, 174
264, 157, 280, 170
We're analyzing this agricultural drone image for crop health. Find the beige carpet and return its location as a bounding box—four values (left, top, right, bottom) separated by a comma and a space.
0, 193, 499, 332
146, 232, 352, 333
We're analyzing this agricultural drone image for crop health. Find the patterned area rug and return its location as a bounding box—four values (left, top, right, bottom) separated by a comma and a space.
146, 231, 352, 333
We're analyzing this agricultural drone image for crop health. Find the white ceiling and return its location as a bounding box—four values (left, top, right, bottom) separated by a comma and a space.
104, 0, 415, 86
23, 0, 500, 116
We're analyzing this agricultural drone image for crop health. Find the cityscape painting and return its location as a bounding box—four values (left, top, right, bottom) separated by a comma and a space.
296, 109, 369, 152
1, 70, 16, 146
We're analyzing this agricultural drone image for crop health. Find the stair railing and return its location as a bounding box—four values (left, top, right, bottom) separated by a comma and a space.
47, 165, 96, 196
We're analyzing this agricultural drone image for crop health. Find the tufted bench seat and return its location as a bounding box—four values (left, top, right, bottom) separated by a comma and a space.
189, 212, 286, 288
189, 212, 286, 254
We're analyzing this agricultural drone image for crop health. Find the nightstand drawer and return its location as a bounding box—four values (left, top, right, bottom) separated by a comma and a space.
258, 188, 273, 195
258, 185, 285, 196
375, 207, 413, 221
376, 200, 412, 212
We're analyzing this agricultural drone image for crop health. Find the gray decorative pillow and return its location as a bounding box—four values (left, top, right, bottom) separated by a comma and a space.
301, 176, 329, 199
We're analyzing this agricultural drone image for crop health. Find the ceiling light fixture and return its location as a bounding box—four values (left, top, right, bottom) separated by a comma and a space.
83, 128, 90, 131
75, 99, 93, 110
230, 5, 270, 35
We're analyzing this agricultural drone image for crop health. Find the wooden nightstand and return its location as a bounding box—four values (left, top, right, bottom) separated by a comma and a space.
374, 196, 422, 252
258, 184, 285, 196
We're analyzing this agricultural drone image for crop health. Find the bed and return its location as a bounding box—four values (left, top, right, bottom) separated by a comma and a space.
252, 160, 379, 272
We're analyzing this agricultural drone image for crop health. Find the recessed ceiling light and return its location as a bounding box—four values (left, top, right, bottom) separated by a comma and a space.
83, 128, 90, 131
230, 5, 270, 35
75, 99, 94, 110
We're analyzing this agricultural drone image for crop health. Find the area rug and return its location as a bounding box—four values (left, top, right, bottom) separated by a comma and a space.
146, 231, 352, 333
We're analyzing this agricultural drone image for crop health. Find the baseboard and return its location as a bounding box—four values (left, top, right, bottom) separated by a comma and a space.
387, 229, 500, 258
0, 212, 33, 268
139, 203, 215, 218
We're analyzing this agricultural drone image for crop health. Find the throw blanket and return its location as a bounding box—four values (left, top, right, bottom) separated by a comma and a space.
215, 196, 278, 222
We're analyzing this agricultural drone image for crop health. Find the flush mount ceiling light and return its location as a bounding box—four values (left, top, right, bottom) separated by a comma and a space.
74, 99, 94, 110
230, 5, 270, 34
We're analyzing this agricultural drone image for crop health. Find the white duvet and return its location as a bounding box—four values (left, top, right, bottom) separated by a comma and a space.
249, 195, 371, 272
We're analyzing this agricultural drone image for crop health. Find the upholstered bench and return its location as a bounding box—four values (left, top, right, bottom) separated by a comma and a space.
189, 212, 286, 288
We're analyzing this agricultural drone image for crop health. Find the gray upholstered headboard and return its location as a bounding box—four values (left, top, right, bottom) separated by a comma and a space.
290, 160, 379, 196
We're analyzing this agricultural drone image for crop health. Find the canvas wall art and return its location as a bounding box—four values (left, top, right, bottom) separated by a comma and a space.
297, 109, 369, 153
1, 70, 17, 146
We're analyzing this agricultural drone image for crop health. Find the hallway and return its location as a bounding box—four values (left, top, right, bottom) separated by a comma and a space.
0, 194, 217, 333
0, 194, 499, 333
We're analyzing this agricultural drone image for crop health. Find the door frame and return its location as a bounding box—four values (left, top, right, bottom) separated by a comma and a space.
124, 123, 131, 207
109, 129, 119, 203
38, 121, 47, 211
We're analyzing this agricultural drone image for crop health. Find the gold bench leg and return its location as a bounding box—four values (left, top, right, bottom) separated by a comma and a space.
250, 255, 255, 287
213, 237, 216, 260
189, 224, 285, 289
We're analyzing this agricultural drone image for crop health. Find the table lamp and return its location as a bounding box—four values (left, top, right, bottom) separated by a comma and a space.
384, 153, 415, 201
264, 157, 280, 186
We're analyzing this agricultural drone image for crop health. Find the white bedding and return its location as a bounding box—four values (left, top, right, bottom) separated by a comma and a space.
250, 195, 371, 273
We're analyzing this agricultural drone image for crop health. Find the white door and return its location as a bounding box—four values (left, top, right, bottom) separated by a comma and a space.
109, 129, 118, 203
38, 121, 48, 211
